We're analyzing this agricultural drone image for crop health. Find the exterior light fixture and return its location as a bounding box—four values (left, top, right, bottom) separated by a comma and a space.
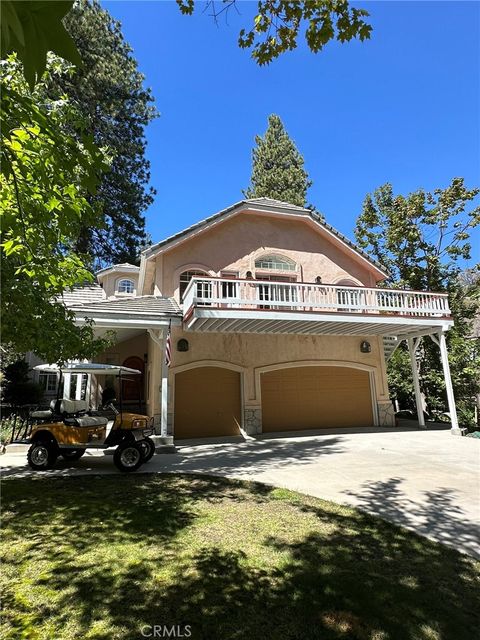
246, 271, 253, 279
360, 340, 371, 353
315, 276, 322, 284
177, 338, 189, 352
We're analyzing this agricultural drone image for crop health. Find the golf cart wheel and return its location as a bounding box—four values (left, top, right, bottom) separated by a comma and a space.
61, 449, 86, 462
113, 442, 143, 472
138, 437, 155, 463
27, 441, 58, 471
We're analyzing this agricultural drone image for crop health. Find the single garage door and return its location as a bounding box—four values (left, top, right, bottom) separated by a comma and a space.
261, 366, 374, 432
174, 366, 242, 439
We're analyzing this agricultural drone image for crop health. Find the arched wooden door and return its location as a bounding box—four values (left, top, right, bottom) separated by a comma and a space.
174, 366, 242, 439
122, 356, 145, 402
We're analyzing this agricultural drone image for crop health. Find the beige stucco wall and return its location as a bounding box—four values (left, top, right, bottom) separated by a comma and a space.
103, 209, 395, 431
98, 271, 140, 299
148, 212, 380, 300
165, 327, 391, 431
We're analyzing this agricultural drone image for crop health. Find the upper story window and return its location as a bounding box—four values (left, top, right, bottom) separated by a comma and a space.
118, 279, 135, 294
255, 254, 296, 271
179, 270, 208, 301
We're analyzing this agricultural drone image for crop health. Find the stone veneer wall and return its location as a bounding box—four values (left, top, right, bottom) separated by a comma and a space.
377, 400, 396, 427
243, 407, 262, 435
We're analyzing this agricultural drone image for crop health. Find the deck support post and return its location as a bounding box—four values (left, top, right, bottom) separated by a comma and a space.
407, 337, 425, 428
430, 332, 463, 435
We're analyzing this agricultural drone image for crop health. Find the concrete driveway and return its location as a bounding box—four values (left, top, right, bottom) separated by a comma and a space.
2, 424, 479, 558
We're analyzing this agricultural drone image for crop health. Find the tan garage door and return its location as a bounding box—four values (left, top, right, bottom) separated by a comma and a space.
261, 366, 374, 432
174, 367, 242, 439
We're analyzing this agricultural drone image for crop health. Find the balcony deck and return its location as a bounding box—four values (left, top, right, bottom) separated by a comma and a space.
182, 278, 453, 339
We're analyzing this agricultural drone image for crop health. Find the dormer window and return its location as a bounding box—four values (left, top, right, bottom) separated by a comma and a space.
255, 254, 296, 271
118, 279, 135, 294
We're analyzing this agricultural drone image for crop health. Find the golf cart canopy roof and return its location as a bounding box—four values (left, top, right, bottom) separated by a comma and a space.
34, 363, 142, 376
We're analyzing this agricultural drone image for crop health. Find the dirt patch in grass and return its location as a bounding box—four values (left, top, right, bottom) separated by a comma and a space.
1, 474, 478, 640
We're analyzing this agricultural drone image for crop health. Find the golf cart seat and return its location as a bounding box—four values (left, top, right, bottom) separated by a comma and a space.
59, 399, 88, 416
59, 400, 108, 428
30, 399, 61, 420
64, 415, 109, 428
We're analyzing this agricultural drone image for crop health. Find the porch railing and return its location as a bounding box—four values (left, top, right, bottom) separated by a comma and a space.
182, 278, 451, 318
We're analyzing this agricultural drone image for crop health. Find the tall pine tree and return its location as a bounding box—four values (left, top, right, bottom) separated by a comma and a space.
244, 114, 312, 207
49, 0, 157, 267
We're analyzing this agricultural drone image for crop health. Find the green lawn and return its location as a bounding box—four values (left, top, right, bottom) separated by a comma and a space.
1, 474, 478, 640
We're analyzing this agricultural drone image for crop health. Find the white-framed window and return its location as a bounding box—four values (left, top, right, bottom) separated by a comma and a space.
118, 279, 135, 294
39, 373, 58, 393
255, 254, 296, 271
179, 270, 209, 301
220, 271, 239, 299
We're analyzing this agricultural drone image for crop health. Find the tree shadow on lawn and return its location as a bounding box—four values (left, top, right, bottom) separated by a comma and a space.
1, 474, 478, 640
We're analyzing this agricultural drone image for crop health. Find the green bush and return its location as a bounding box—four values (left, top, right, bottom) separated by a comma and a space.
1, 359, 44, 407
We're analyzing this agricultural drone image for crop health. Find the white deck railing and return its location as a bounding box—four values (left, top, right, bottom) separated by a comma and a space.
182, 278, 451, 318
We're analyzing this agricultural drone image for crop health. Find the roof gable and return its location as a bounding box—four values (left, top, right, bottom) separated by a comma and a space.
142, 197, 388, 279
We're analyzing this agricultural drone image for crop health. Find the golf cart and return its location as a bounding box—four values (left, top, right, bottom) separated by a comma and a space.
26, 363, 156, 472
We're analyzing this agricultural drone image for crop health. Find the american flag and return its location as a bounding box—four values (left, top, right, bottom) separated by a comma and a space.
165, 322, 172, 367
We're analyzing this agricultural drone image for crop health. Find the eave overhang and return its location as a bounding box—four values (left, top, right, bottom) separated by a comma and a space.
184, 308, 453, 339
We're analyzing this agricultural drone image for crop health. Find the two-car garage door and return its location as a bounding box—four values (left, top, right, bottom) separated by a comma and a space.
262, 366, 373, 431
174, 365, 374, 439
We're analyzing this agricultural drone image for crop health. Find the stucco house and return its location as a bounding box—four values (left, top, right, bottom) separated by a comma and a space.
33, 197, 461, 441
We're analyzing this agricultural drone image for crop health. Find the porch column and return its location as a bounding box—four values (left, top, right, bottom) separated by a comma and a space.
63, 373, 71, 399
147, 328, 174, 449
75, 374, 83, 401
160, 333, 169, 438
430, 332, 462, 435
85, 374, 92, 408
407, 337, 425, 428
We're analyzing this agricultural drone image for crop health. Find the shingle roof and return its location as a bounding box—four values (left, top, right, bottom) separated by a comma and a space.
61, 284, 106, 306
141, 197, 389, 277
244, 197, 309, 212
95, 263, 140, 275
70, 295, 182, 316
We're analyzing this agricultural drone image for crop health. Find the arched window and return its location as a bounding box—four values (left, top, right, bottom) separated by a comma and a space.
179, 270, 208, 301
118, 279, 135, 294
255, 254, 296, 272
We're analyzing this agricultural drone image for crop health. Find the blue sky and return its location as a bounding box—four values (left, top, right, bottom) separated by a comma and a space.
103, 0, 479, 266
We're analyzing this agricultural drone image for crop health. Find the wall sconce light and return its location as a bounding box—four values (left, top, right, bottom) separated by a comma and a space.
360, 340, 371, 353
246, 270, 253, 279
315, 275, 322, 284
177, 338, 189, 352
